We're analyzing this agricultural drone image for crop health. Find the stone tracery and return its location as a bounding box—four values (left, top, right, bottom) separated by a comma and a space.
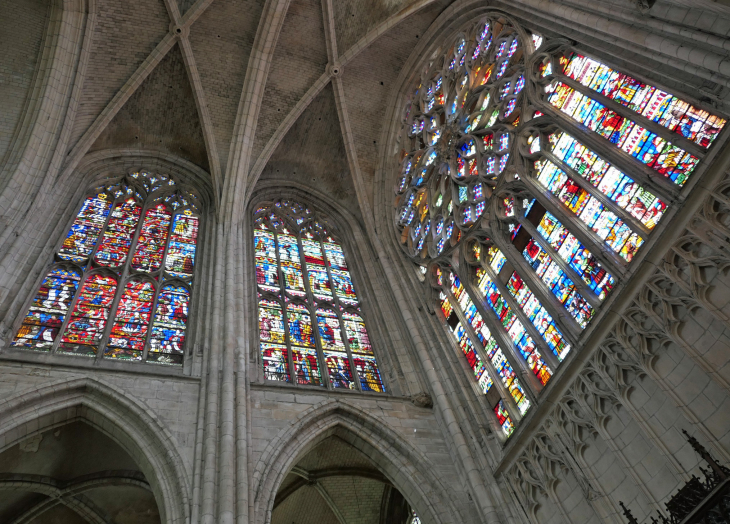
392, 13, 728, 439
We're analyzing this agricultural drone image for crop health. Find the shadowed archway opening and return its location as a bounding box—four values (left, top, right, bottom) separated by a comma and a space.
272, 435, 415, 524
0, 421, 160, 524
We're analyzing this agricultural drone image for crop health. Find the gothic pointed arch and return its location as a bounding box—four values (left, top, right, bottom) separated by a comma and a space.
249, 183, 422, 396
5, 151, 213, 368
377, 3, 729, 441
0, 376, 191, 524
252, 400, 462, 524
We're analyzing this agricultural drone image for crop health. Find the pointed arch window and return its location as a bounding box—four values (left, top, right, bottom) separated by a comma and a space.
254, 200, 385, 393
393, 15, 727, 437
10, 171, 201, 365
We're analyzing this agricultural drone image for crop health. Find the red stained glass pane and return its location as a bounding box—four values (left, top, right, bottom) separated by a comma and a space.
148, 285, 189, 365
107, 279, 155, 360
94, 198, 141, 268
11, 268, 81, 349
325, 351, 355, 389
132, 203, 172, 273
292, 347, 323, 386
59, 274, 118, 355
343, 312, 373, 355
353, 354, 385, 392
165, 210, 198, 279
262, 343, 290, 382
259, 299, 285, 345
58, 194, 113, 263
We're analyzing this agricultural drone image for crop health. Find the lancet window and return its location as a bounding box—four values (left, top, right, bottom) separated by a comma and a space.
394, 15, 727, 437
254, 200, 384, 392
10, 171, 201, 365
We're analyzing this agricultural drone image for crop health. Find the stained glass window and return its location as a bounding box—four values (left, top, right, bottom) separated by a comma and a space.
254, 200, 384, 393
11, 267, 81, 349
10, 171, 201, 365
394, 14, 727, 438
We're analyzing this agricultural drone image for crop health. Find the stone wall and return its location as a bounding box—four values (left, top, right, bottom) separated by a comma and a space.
499, 167, 730, 524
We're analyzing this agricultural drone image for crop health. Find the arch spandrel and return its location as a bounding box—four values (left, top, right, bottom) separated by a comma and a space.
0, 376, 191, 524
252, 400, 467, 524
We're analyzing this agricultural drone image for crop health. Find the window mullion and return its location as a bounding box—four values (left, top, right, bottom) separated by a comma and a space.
141, 205, 177, 362
541, 149, 652, 240
96, 196, 145, 360
490, 230, 585, 338
444, 288, 526, 423
321, 238, 362, 392
297, 234, 329, 389
50, 267, 88, 355
518, 179, 620, 308
453, 265, 544, 399
536, 98, 680, 203
514, 209, 610, 308
476, 258, 562, 372
558, 74, 706, 161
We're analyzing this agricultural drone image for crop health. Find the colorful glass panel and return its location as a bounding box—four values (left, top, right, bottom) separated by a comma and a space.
287, 303, 316, 349
292, 346, 322, 386
324, 242, 347, 271
255, 230, 279, 293
505, 271, 571, 361
523, 238, 594, 328
550, 132, 667, 229
278, 234, 305, 297
547, 82, 698, 186
165, 210, 198, 278
562, 52, 726, 149
132, 203, 172, 272
353, 354, 384, 392
447, 274, 531, 414
262, 343, 290, 382
535, 208, 615, 299
254, 203, 382, 392
11, 268, 81, 349
259, 299, 286, 345
316, 308, 345, 352
451, 322, 493, 394
495, 400, 515, 437
331, 269, 358, 305
148, 285, 189, 365
107, 279, 155, 360
535, 159, 644, 261
58, 194, 112, 262
343, 312, 373, 355
94, 198, 141, 268
474, 270, 552, 385
59, 274, 117, 355
325, 351, 355, 390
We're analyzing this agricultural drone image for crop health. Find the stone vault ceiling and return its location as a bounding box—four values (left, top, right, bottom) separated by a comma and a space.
271, 436, 405, 524
67, 0, 455, 222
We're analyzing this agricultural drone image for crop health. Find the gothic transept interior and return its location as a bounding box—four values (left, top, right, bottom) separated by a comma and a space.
1, 0, 730, 523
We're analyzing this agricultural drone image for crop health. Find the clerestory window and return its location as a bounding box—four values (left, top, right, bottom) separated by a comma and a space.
10, 171, 201, 365
254, 199, 384, 392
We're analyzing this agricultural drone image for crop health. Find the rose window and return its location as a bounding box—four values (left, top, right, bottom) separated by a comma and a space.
395, 17, 528, 260
391, 13, 727, 438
